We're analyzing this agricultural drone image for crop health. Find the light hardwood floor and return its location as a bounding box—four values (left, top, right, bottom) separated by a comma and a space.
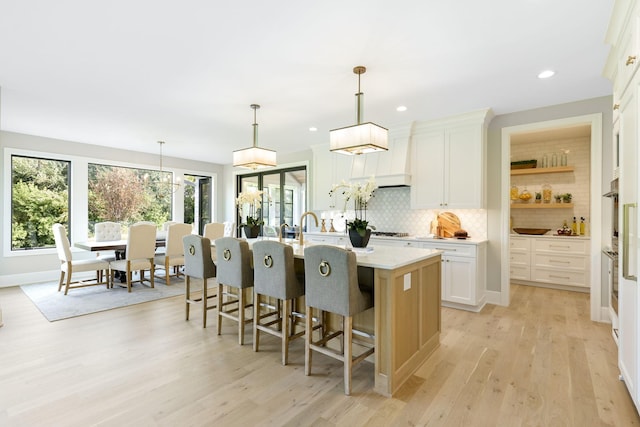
0, 283, 638, 426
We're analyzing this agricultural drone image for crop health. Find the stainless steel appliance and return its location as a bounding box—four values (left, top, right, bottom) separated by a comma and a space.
604, 178, 619, 315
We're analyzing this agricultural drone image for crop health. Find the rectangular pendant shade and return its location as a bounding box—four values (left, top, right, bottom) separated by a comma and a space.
329, 122, 389, 155
233, 146, 277, 169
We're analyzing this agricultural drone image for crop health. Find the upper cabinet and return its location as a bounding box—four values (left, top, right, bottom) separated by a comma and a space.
410, 109, 493, 209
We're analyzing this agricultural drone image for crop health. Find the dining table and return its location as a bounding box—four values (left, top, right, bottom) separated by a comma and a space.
74, 238, 166, 252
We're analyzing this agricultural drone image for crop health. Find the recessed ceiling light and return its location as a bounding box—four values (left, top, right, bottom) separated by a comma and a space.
537, 70, 555, 79
309, 127, 317, 132
396, 105, 407, 112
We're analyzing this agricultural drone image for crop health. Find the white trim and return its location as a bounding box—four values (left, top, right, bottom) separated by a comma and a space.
0, 269, 60, 287
500, 113, 604, 321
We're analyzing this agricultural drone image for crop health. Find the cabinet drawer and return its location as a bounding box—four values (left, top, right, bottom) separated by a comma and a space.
510, 237, 531, 251
531, 268, 589, 288
371, 238, 422, 248
510, 251, 530, 266
534, 239, 588, 255
533, 253, 588, 270
422, 242, 475, 257
510, 265, 530, 281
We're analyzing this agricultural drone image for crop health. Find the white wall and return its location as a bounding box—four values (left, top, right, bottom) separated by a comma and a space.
0, 130, 225, 286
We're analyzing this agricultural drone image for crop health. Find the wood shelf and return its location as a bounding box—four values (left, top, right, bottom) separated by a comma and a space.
510, 166, 575, 176
511, 203, 574, 209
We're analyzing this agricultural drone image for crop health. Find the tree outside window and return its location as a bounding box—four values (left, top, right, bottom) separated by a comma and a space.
11, 155, 70, 250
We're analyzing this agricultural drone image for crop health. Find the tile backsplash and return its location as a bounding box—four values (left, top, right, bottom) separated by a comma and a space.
321, 187, 487, 239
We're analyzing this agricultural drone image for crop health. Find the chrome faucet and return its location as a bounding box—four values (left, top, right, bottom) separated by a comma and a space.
299, 211, 319, 245
279, 223, 289, 243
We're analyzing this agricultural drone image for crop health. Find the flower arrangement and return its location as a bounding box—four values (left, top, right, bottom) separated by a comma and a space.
236, 190, 265, 227
329, 176, 377, 237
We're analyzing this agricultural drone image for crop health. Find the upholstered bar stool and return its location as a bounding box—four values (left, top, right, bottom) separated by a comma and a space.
252, 240, 305, 365
183, 234, 218, 328
215, 237, 254, 345
303, 245, 375, 395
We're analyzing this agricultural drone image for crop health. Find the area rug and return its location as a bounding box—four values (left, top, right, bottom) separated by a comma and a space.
20, 277, 185, 322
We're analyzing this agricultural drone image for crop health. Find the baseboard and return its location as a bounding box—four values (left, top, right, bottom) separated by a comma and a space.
484, 290, 503, 306
0, 269, 63, 288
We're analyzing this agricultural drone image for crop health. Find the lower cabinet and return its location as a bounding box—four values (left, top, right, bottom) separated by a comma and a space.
303, 233, 349, 246
509, 235, 590, 289
372, 238, 487, 312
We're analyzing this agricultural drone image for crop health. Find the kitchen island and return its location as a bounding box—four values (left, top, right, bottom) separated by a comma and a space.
250, 239, 442, 397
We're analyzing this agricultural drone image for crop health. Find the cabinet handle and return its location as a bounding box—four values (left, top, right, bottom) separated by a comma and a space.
626, 55, 637, 66
549, 260, 570, 264
549, 245, 570, 249
436, 248, 456, 251
549, 274, 571, 280
613, 103, 620, 110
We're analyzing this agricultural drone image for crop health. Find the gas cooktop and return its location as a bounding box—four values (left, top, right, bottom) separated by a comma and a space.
371, 231, 410, 237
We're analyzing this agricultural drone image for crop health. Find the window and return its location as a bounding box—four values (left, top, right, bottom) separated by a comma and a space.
11, 155, 70, 250
236, 166, 307, 236
88, 163, 171, 235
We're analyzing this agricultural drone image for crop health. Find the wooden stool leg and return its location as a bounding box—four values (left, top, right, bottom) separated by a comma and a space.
238, 289, 245, 345
282, 299, 291, 366
344, 315, 353, 396
305, 305, 313, 376
253, 292, 260, 352
217, 284, 223, 336
202, 278, 208, 328
185, 276, 191, 320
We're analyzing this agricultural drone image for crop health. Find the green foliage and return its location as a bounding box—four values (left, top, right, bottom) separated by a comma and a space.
11, 157, 69, 249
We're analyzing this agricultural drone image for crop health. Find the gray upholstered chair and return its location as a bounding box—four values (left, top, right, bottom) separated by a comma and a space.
183, 234, 218, 328
109, 222, 157, 292
154, 222, 192, 285
303, 245, 375, 395
215, 237, 254, 345
52, 223, 110, 295
252, 240, 305, 365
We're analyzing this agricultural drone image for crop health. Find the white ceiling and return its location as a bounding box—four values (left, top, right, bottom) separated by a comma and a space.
0, 1, 614, 165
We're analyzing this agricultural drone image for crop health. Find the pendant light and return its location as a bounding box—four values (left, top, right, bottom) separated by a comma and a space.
233, 104, 277, 169
157, 140, 180, 195
329, 66, 388, 155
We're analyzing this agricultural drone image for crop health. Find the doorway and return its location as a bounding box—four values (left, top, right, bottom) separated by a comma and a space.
500, 114, 603, 321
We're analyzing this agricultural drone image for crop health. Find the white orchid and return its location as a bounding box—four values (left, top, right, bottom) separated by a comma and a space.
329, 176, 377, 235
236, 190, 265, 226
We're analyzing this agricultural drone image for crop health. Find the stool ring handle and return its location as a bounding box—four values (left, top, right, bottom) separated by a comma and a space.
223, 248, 231, 261
188, 244, 196, 256
318, 260, 331, 277
263, 254, 273, 268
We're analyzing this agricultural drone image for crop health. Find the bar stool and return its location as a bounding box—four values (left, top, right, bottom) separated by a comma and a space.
303, 245, 374, 395
252, 240, 305, 365
182, 234, 218, 328
215, 237, 254, 345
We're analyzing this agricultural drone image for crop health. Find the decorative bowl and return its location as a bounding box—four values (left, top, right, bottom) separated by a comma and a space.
513, 228, 551, 235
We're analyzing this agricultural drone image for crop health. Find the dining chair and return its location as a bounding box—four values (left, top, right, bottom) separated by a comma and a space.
93, 221, 122, 281
223, 221, 236, 237
154, 222, 192, 285
109, 222, 157, 292
203, 222, 225, 261
52, 223, 110, 295
252, 240, 306, 365
215, 237, 254, 345
183, 234, 218, 328
303, 245, 375, 395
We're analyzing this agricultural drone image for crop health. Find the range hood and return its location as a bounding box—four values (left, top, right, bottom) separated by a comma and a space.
349, 123, 412, 187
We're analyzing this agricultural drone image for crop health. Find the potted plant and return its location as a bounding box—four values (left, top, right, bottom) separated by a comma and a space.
562, 193, 572, 203
554, 194, 562, 203
535, 192, 542, 204
236, 190, 265, 238
329, 176, 377, 248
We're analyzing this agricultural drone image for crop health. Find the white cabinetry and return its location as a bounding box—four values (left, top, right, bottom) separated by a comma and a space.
370, 238, 487, 312
311, 145, 354, 211
509, 235, 590, 289
410, 109, 492, 209
303, 232, 349, 246
604, 0, 640, 411
509, 236, 531, 281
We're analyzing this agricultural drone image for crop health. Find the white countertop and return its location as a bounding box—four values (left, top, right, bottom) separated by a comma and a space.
304, 231, 488, 245
510, 233, 591, 240
245, 237, 442, 270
